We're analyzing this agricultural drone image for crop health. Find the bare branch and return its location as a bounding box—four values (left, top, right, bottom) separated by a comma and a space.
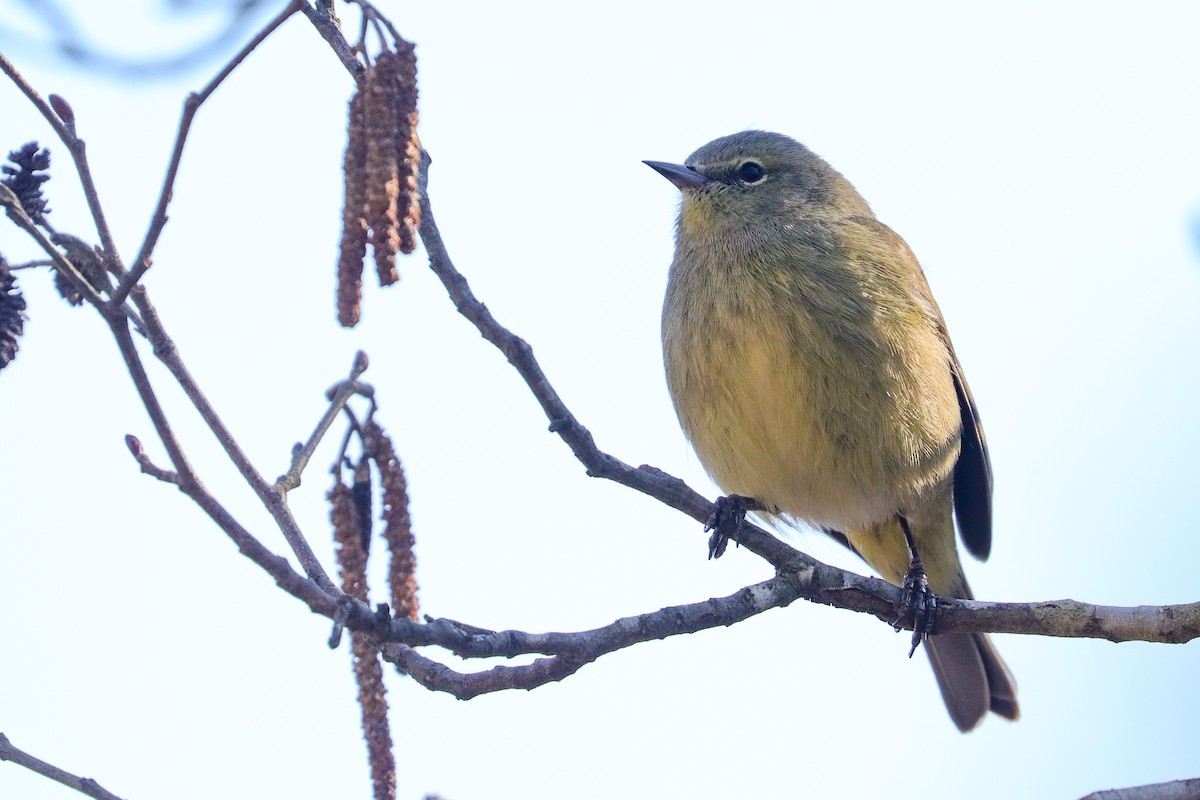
380, 575, 806, 698
382, 641, 590, 697
4, 4, 358, 598
1080, 778, 1200, 800
0, 49, 120, 264
298, 0, 367, 80
179, 481, 343, 616
0, 732, 126, 800
276, 351, 373, 493
5, 258, 55, 270
6, 32, 338, 592
108, 320, 198, 485
0, 184, 107, 309
124, 434, 179, 484
358, 558, 1200, 699
111, 0, 308, 305
936, 596, 1200, 644
112, 283, 336, 591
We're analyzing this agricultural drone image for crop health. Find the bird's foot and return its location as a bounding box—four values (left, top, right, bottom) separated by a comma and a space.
893, 517, 938, 656
896, 558, 937, 656
704, 494, 757, 559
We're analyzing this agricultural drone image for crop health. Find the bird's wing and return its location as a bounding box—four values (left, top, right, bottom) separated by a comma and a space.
850, 216, 994, 560
946, 352, 993, 560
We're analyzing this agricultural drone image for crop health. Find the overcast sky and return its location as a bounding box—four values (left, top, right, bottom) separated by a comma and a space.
2, 3, 1199, 799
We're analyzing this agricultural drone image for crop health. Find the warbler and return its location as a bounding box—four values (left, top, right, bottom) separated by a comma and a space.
647, 131, 1018, 732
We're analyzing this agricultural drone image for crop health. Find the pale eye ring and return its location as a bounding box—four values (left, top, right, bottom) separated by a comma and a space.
737, 161, 766, 184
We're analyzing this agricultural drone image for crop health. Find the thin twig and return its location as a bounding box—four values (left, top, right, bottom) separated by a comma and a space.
359, 0, 406, 45
11, 31, 340, 592
124, 434, 179, 484
179, 482, 342, 616
331, 406, 362, 476
0, 200, 146, 330
110, 0, 308, 306
6, 28, 337, 591
298, 0, 367, 79
0, 49, 121, 267
109, 321, 197, 486
5, 1, 341, 593
126, 299, 338, 592
0, 185, 107, 309
276, 351, 373, 493
0, 732, 126, 800
352, 5, 371, 57
109, 285, 291, 575
380, 642, 589, 699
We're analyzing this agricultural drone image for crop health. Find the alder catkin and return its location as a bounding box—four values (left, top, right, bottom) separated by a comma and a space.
337, 89, 368, 327
330, 479, 396, 800
363, 53, 402, 287
330, 480, 367, 602
333, 39, 421, 325
389, 40, 421, 256
363, 420, 419, 621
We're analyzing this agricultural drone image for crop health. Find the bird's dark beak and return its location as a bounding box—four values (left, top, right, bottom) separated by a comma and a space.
644, 160, 709, 190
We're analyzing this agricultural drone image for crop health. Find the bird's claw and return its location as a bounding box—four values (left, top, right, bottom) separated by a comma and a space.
705, 494, 752, 559
894, 554, 938, 657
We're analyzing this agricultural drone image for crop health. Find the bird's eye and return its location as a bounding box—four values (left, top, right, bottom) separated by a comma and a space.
737, 161, 766, 184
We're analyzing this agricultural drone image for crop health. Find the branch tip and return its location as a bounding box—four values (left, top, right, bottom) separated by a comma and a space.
123, 433, 179, 484
124, 434, 144, 459
352, 349, 370, 377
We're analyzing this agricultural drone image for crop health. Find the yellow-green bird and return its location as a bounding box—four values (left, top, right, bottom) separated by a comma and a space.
647, 130, 1018, 732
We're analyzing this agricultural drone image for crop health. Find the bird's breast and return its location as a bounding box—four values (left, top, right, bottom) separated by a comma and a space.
662, 254, 959, 530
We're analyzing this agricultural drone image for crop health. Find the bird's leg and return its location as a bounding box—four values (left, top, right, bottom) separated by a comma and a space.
895, 515, 938, 657
704, 494, 762, 559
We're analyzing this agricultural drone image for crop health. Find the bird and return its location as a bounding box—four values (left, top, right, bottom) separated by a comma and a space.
647, 130, 1018, 732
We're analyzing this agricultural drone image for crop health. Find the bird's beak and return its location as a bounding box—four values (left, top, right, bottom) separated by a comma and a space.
644, 160, 709, 190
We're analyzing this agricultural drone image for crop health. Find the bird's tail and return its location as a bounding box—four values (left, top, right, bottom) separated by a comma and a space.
842, 513, 1019, 731
926, 630, 1019, 732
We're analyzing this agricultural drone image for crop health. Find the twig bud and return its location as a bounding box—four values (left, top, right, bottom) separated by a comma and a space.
48, 94, 76, 129
125, 434, 145, 460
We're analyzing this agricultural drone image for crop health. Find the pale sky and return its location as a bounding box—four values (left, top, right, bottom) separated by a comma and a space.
2, 3, 1199, 799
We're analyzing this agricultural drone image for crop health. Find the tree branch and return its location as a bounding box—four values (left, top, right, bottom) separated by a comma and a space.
298, 0, 367, 80
0, 49, 120, 266
0, 184, 107, 309
1080, 778, 1200, 800
0, 733, 126, 800
275, 351, 373, 494
357, 558, 1198, 699
115, 285, 339, 592
4, 14, 341, 593
112, 0, 309, 305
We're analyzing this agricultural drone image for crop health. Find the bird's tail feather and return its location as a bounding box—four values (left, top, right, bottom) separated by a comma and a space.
926, 632, 1019, 732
